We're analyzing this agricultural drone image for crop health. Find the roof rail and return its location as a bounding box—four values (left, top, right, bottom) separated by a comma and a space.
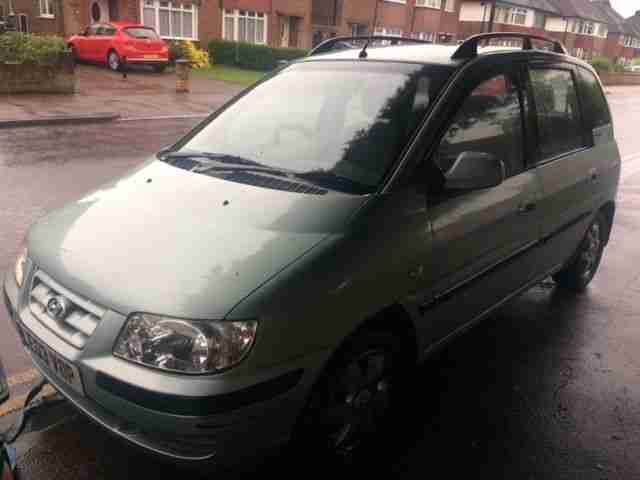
451, 32, 568, 60
309, 35, 430, 57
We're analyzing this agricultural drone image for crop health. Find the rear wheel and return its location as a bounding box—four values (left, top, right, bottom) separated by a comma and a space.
107, 50, 120, 71
293, 330, 408, 463
553, 212, 607, 292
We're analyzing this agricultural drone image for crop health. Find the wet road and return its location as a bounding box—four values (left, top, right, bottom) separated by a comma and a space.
2, 88, 640, 478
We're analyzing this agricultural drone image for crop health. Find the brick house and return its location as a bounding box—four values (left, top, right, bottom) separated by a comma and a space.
542, 0, 609, 61
591, 0, 638, 65
625, 10, 640, 59
458, 0, 560, 39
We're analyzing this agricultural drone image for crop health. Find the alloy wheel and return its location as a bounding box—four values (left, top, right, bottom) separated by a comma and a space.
108, 52, 120, 71
580, 222, 602, 281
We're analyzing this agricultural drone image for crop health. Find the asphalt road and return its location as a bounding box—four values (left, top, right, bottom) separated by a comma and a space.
2, 87, 640, 478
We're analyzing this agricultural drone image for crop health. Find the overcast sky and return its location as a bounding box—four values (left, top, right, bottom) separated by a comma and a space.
610, 0, 637, 18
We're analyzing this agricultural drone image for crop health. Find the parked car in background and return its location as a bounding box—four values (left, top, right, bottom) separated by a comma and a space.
67, 22, 168, 72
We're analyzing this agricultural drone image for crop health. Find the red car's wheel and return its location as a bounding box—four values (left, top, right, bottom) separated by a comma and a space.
107, 50, 121, 71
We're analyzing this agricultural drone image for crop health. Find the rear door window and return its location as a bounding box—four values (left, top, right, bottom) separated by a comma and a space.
577, 67, 611, 129
528, 67, 586, 161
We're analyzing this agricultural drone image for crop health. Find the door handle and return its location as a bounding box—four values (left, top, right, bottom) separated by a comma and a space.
518, 202, 536, 214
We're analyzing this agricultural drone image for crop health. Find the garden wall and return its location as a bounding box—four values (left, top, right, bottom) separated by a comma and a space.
0, 53, 75, 94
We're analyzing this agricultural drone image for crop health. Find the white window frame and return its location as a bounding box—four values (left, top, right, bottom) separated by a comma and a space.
493, 6, 526, 26
374, 27, 403, 37
222, 9, 268, 45
140, 1, 198, 41
444, 0, 455, 12
39, 0, 54, 18
597, 23, 607, 38
384, 0, 407, 4
412, 31, 434, 42
415, 0, 441, 9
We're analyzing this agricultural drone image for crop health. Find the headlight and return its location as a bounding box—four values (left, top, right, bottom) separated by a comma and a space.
14, 246, 28, 288
113, 313, 257, 374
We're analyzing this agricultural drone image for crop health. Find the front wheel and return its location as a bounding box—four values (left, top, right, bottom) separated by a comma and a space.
553, 212, 607, 292
107, 51, 120, 71
293, 330, 408, 462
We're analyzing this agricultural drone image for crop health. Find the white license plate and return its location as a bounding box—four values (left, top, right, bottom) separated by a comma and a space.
18, 324, 84, 395
143, 54, 159, 59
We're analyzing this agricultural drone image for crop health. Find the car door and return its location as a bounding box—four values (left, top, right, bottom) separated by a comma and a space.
94, 24, 117, 64
525, 62, 601, 274
75, 25, 97, 61
410, 64, 543, 346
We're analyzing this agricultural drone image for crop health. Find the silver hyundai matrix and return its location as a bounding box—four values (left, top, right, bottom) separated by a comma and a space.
3, 33, 620, 466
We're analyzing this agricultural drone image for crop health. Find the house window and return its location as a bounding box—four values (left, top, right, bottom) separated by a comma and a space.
494, 7, 527, 26
534, 12, 545, 29
415, 0, 441, 9
350, 23, 367, 36
597, 23, 607, 37
374, 27, 403, 37
580, 21, 594, 35
223, 9, 267, 44
141, 1, 197, 40
39, 0, 54, 18
412, 31, 434, 42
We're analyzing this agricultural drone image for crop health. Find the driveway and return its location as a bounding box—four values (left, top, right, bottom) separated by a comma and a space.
0, 64, 245, 122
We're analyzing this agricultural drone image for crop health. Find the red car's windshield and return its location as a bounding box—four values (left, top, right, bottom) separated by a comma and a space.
123, 27, 160, 39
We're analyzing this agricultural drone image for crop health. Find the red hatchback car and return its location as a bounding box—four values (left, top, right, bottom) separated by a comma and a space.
68, 21, 169, 72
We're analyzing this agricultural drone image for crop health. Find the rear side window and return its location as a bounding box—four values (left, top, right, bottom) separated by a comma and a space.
578, 67, 611, 129
124, 27, 160, 39
529, 68, 585, 160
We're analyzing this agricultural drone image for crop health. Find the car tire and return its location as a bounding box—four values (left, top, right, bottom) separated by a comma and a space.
553, 212, 607, 292
107, 50, 120, 72
292, 329, 410, 464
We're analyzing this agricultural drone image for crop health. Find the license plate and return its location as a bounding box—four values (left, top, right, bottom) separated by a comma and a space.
17, 324, 84, 395
143, 54, 159, 59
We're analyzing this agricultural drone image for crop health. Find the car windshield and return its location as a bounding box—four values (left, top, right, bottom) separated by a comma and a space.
171, 61, 452, 194
124, 27, 159, 39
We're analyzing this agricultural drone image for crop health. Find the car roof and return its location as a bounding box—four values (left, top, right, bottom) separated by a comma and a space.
300, 43, 464, 66
109, 21, 149, 29
301, 42, 583, 67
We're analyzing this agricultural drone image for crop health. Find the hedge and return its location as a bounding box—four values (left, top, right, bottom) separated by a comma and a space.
0, 32, 67, 64
208, 40, 307, 71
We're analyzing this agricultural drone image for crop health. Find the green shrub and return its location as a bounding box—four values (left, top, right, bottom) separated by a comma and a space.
208, 40, 307, 71
590, 56, 613, 73
633, 57, 640, 67
613, 62, 626, 73
0, 32, 67, 64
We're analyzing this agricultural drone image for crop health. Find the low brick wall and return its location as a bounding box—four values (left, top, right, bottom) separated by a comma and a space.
599, 72, 640, 86
0, 53, 75, 94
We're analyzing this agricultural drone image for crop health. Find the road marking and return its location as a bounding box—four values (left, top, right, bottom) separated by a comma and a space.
0, 384, 56, 418
7, 368, 39, 388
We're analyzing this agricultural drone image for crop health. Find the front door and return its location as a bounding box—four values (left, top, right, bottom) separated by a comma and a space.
280, 16, 291, 47
90, 0, 110, 24
414, 66, 543, 346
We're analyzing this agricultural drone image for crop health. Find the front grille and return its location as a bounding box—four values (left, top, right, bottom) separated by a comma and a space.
28, 271, 105, 349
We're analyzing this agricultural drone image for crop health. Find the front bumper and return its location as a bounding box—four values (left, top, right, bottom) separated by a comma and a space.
2, 272, 327, 466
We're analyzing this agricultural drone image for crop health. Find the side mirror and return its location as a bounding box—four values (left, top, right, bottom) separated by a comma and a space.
444, 151, 505, 190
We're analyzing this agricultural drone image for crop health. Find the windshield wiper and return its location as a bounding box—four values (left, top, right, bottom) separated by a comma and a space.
161, 151, 265, 167
295, 171, 372, 195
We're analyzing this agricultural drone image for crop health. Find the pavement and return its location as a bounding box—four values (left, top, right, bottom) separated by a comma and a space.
0, 64, 244, 124
1, 85, 640, 478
